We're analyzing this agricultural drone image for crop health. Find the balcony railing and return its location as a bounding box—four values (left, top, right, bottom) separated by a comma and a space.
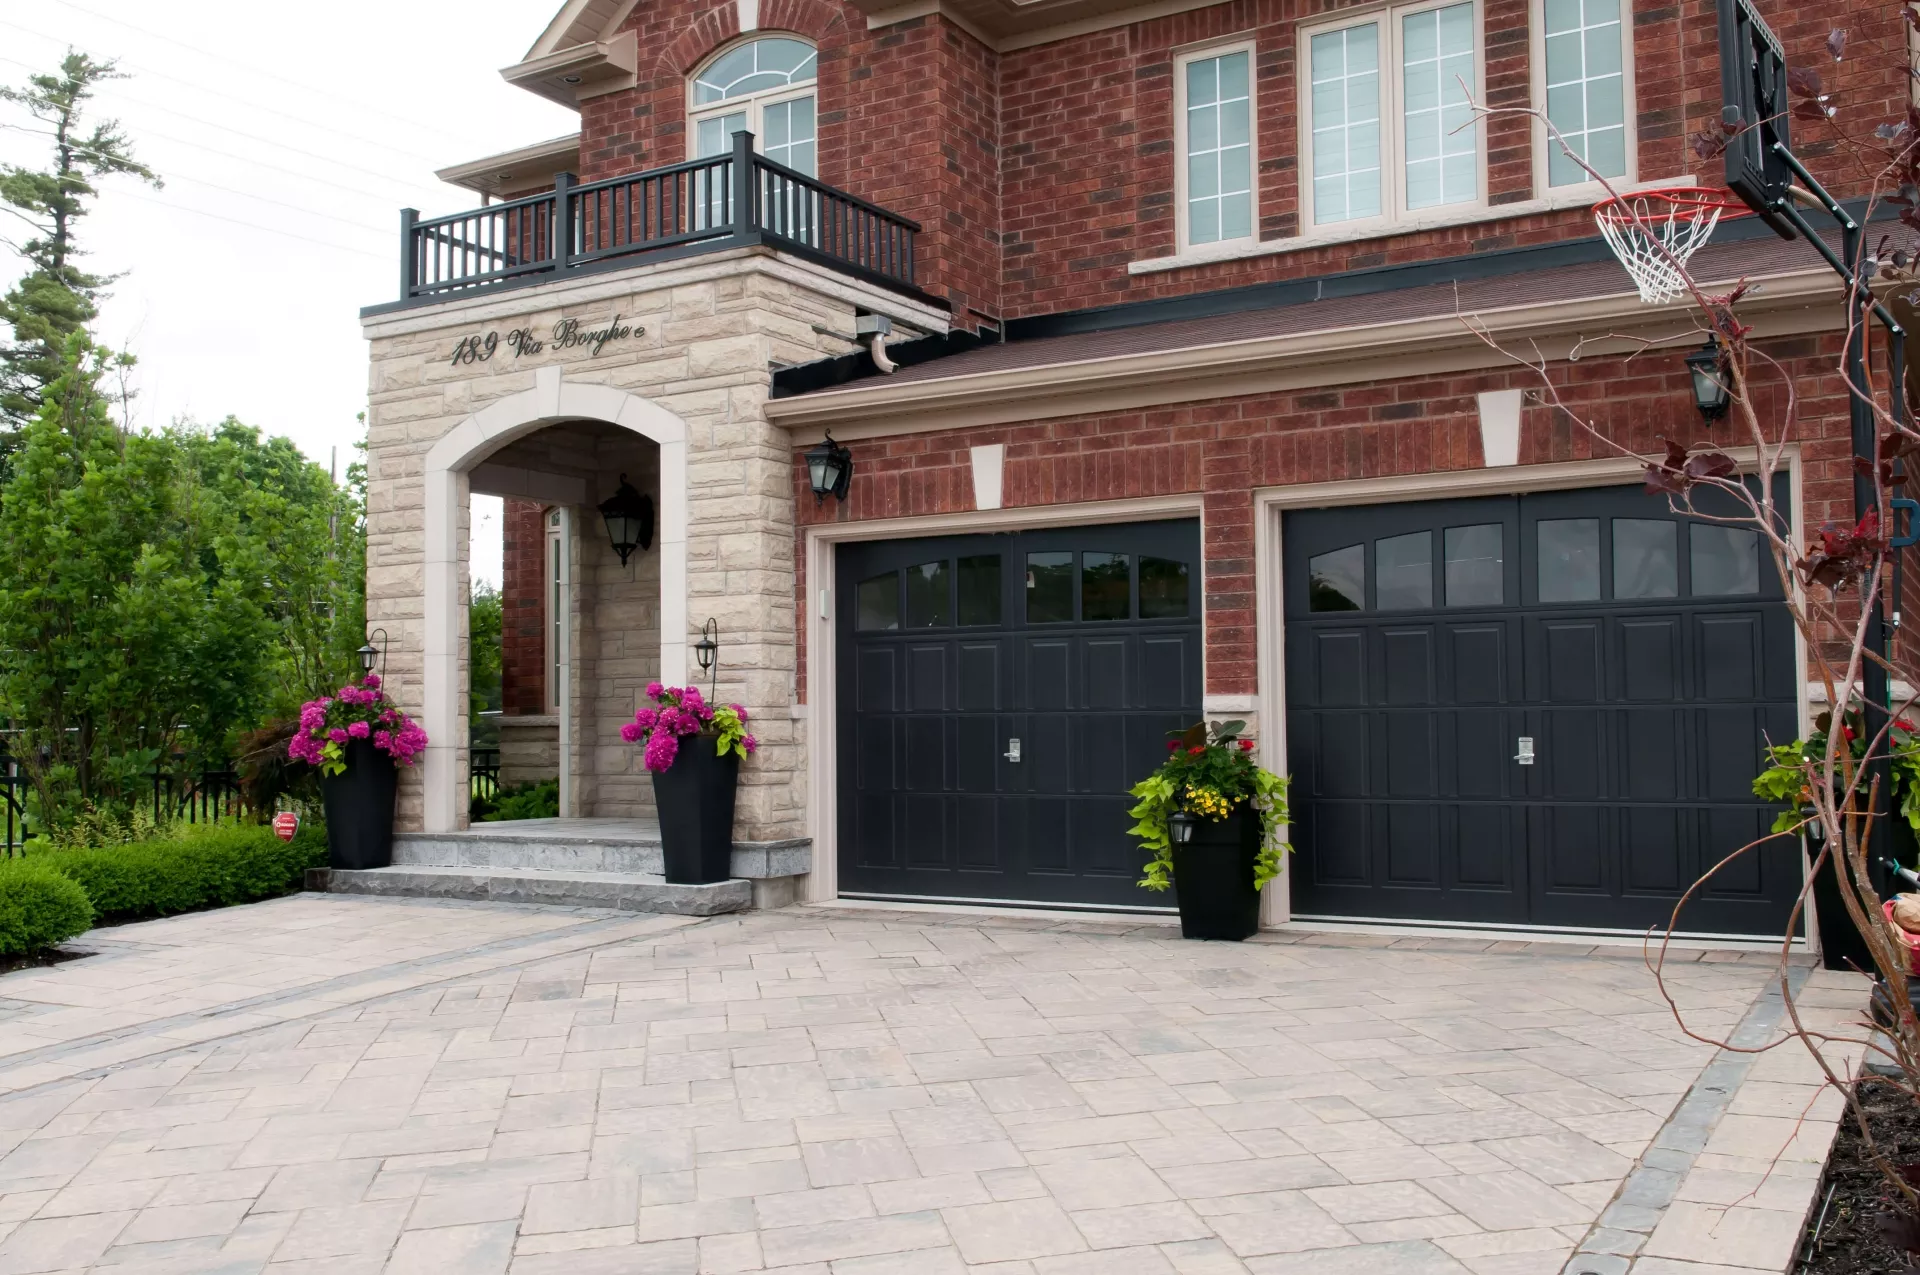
399, 131, 921, 303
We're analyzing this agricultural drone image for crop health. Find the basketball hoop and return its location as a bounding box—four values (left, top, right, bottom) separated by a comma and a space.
1593, 186, 1747, 305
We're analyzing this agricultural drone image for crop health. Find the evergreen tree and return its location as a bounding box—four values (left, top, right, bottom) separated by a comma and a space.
0, 52, 158, 441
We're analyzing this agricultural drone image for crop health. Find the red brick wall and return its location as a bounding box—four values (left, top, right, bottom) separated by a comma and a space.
566, 0, 1899, 322
792, 333, 1858, 698
501, 499, 548, 715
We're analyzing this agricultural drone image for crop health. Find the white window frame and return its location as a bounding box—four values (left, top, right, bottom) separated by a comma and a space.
687, 37, 818, 174
1174, 38, 1260, 254
1529, 0, 1636, 196
1296, 0, 1487, 236
545, 509, 564, 716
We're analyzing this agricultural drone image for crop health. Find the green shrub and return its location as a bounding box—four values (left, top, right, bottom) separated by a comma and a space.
26, 823, 327, 922
476, 779, 560, 822
0, 862, 95, 956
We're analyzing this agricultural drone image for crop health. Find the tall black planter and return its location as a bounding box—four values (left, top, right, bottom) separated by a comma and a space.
1170, 808, 1262, 941
320, 739, 398, 870
651, 740, 740, 884
1811, 816, 1916, 972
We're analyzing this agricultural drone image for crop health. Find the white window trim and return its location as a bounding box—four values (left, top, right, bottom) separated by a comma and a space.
1126, 172, 1695, 274
686, 38, 819, 166
1173, 38, 1259, 254
1296, 0, 1488, 238
545, 509, 564, 716
1529, 0, 1637, 197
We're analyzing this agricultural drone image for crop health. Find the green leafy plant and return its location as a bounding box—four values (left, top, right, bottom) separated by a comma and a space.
23, 822, 324, 921
1752, 705, 1920, 840
1128, 719, 1291, 892
475, 779, 560, 823
0, 861, 93, 956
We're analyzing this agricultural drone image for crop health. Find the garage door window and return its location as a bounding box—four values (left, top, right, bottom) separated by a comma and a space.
1027, 551, 1074, 622
1444, 523, 1504, 605
1612, 518, 1678, 598
958, 555, 1001, 625
905, 561, 951, 627
1082, 552, 1131, 620
856, 572, 899, 631
1140, 556, 1191, 618
1308, 544, 1365, 611
1690, 524, 1760, 596
1537, 518, 1600, 603
1375, 531, 1432, 609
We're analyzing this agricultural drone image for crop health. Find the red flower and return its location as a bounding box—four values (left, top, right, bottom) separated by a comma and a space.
1843, 725, 1857, 742
1238, 739, 1255, 752
1899, 717, 1916, 733
1166, 740, 1179, 752
1187, 745, 1206, 756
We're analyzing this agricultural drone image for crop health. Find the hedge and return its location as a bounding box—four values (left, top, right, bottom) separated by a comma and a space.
0, 864, 94, 956
22, 823, 328, 923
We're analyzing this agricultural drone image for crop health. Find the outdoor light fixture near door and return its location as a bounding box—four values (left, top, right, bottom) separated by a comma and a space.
1168, 810, 1196, 844
805, 431, 854, 503
694, 618, 720, 697
598, 475, 655, 567
357, 629, 388, 679
1684, 340, 1730, 423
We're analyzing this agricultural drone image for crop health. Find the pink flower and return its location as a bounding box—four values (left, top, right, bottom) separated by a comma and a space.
644, 730, 679, 772
646, 681, 664, 700
362, 673, 381, 690
742, 735, 758, 754
347, 721, 370, 739
731, 704, 749, 724
329, 728, 349, 743
633, 708, 658, 731
373, 730, 393, 750
620, 722, 644, 743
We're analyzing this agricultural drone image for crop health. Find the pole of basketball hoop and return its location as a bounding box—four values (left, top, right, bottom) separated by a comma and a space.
1758, 142, 1905, 899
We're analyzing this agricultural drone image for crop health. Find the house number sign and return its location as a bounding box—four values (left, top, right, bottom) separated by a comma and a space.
448, 315, 643, 366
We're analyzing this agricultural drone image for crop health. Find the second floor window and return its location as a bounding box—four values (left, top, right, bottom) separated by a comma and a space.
690, 37, 818, 177
1178, 45, 1255, 249
1541, 0, 1628, 187
1304, 0, 1480, 230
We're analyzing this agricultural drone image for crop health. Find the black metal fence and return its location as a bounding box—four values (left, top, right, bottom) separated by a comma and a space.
151, 762, 251, 828
472, 748, 501, 805
0, 744, 28, 858
401, 131, 921, 302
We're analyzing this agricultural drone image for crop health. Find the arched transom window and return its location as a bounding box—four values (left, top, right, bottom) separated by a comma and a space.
690, 37, 817, 176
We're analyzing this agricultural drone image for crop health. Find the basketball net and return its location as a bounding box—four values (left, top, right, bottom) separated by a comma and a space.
1593, 187, 1743, 305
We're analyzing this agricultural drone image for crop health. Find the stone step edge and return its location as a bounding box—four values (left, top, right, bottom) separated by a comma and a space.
393, 835, 810, 880
310, 866, 751, 917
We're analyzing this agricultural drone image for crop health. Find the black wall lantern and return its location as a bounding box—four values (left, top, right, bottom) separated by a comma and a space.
805, 431, 854, 503
1684, 340, 1730, 423
598, 474, 655, 566
357, 628, 388, 679
1168, 810, 1196, 844
693, 618, 719, 697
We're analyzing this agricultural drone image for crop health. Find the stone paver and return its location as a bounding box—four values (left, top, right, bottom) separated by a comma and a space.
0, 893, 1851, 1274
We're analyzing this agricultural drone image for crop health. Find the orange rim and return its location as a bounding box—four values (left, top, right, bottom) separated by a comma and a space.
1592, 185, 1749, 220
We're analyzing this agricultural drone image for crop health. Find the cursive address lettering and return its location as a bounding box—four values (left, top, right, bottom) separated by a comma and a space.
449, 315, 642, 366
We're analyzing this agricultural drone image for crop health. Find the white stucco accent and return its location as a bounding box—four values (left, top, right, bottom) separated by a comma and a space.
738, 0, 761, 30
421, 371, 691, 834
969, 444, 1005, 510
1476, 389, 1524, 467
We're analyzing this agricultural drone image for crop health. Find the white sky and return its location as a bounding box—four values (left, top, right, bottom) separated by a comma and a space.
0, 0, 578, 586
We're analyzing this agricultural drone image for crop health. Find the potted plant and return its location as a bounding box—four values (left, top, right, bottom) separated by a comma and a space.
623, 683, 757, 884
1753, 703, 1920, 970
1128, 720, 1290, 940
287, 674, 428, 870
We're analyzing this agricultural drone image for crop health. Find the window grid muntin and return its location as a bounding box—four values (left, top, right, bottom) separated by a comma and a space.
693, 38, 817, 103
1309, 25, 1383, 225
1183, 49, 1255, 245
1542, 0, 1626, 186
1400, 2, 1478, 210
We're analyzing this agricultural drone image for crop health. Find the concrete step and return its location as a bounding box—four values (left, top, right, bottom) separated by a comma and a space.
312, 866, 751, 916
394, 824, 808, 880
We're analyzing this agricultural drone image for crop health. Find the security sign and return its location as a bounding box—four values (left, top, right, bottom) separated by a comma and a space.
272, 811, 300, 843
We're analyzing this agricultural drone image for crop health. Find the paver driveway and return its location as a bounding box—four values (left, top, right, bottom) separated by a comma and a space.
0, 895, 1855, 1274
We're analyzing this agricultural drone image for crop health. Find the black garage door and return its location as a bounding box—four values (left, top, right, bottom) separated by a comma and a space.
1283, 482, 1800, 936
837, 521, 1202, 908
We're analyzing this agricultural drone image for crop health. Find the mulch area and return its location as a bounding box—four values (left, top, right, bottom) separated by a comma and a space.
1801, 1078, 1920, 1273
0, 947, 88, 978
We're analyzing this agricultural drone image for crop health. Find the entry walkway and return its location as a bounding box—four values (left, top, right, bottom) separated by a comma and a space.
0, 895, 1862, 1274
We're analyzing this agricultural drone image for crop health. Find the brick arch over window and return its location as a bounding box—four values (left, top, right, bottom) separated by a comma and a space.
660, 0, 840, 79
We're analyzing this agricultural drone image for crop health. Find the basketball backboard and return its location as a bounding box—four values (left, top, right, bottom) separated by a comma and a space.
1716, 0, 1797, 239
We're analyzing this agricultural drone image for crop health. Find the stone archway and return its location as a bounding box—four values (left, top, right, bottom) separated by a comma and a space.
419, 365, 689, 834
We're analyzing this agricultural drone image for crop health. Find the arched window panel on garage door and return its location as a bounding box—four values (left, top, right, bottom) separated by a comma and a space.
834, 522, 1201, 909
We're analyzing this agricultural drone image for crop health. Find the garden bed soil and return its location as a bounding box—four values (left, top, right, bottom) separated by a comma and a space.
1801, 1078, 1920, 1273
0, 947, 88, 977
